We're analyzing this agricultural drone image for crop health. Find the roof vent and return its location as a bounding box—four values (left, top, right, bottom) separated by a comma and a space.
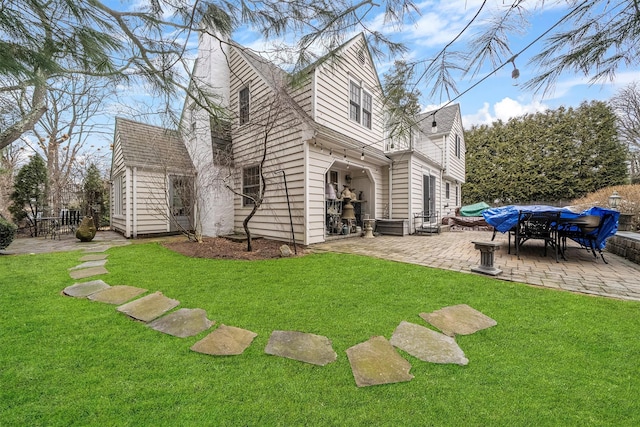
357, 49, 366, 65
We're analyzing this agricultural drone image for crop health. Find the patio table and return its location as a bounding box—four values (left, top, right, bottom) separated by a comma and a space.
483, 205, 619, 262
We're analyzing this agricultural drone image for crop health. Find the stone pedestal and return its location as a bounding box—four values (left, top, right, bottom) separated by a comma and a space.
363, 219, 375, 238
471, 241, 502, 276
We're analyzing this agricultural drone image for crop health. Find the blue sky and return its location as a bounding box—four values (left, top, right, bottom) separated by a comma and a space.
236, 0, 638, 129
110, 0, 638, 133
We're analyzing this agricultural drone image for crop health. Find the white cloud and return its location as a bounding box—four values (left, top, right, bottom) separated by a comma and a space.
462, 97, 549, 128
494, 97, 548, 121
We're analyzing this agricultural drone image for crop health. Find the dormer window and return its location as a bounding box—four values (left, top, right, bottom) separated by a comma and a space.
349, 81, 372, 129
239, 87, 250, 125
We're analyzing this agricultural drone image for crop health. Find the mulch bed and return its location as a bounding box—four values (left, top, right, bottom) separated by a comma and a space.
163, 237, 306, 260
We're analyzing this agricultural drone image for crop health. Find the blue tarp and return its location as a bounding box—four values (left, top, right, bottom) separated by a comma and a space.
483, 205, 619, 250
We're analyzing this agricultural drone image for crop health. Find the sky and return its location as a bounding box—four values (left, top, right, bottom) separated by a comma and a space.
233, 0, 638, 129
102, 0, 639, 137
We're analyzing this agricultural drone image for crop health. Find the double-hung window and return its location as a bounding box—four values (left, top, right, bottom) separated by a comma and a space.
242, 165, 260, 206
455, 134, 461, 158
239, 87, 250, 125
349, 81, 372, 129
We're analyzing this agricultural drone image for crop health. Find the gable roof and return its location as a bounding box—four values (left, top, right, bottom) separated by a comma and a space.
115, 117, 194, 173
418, 103, 461, 136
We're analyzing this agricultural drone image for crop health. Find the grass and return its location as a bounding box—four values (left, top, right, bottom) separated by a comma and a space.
2, 243, 640, 426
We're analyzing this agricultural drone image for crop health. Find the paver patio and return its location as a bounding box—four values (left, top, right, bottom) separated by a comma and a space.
312, 230, 640, 302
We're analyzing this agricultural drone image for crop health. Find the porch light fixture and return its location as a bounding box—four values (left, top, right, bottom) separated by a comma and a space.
360, 149, 365, 161
609, 190, 622, 210
329, 148, 332, 156
344, 149, 347, 160
431, 113, 437, 133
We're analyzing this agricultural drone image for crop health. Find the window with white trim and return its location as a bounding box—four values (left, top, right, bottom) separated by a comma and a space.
242, 165, 260, 206
445, 182, 450, 200
239, 87, 250, 125
455, 134, 461, 158
349, 81, 372, 129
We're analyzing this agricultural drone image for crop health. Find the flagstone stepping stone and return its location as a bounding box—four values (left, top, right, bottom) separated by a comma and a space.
390, 321, 468, 366
88, 285, 148, 305
63, 280, 110, 298
147, 308, 214, 338
191, 324, 258, 356
419, 304, 497, 337
116, 291, 179, 323
79, 254, 108, 262
83, 245, 112, 253
264, 330, 337, 366
69, 259, 107, 270
346, 336, 414, 387
69, 266, 109, 280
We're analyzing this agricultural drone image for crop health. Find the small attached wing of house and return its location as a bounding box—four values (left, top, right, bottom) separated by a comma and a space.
110, 117, 196, 237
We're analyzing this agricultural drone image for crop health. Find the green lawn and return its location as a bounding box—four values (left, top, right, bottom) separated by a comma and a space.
1, 242, 640, 426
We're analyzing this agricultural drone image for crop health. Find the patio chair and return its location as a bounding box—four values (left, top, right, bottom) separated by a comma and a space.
514, 210, 561, 261
558, 213, 613, 263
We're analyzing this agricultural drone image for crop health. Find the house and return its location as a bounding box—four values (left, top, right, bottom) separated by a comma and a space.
110, 118, 196, 238
111, 32, 466, 243
385, 103, 466, 230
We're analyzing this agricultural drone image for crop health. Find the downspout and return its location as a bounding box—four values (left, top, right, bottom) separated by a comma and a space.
408, 156, 412, 232
388, 162, 393, 219
132, 167, 137, 238
275, 170, 297, 254
125, 167, 131, 238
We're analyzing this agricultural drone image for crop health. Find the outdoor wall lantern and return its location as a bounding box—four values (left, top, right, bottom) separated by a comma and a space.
609, 190, 622, 210
431, 113, 437, 133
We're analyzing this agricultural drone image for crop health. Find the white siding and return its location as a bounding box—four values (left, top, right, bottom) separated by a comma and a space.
444, 112, 466, 185
110, 129, 126, 234
313, 36, 385, 151
229, 47, 307, 244
390, 159, 409, 220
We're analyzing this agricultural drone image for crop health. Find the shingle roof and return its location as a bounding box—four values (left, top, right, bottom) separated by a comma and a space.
115, 117, 194, 172
418, 103, 460, 135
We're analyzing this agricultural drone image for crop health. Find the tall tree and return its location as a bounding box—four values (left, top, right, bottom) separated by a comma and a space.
82, 164, 107, 226
21, 74, 113, 216
463, 101, 627, 205
0, 0, 418, 150
611, 81, 640, 182
9, 155, 48, 236
382, 59, 422, 149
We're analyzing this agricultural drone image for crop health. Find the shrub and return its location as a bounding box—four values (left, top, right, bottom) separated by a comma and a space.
570, 184, 640, 230
0, 215, 17, 250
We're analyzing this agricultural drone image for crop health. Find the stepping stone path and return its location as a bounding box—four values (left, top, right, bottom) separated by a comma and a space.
265, 330, 337, 366
61, 246, 499, 387
191, 324, 257, 356
69, 266, 109, 280
69, 259, 108, 271
79, 254, 109, 262
63, 279, 110, 297
346, 336, 414, 387
117, 291, 180, 322
88, 285, 148, 305
419, 304, 498, 337
390, 321, 468, 366
148, 308, 214, 338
